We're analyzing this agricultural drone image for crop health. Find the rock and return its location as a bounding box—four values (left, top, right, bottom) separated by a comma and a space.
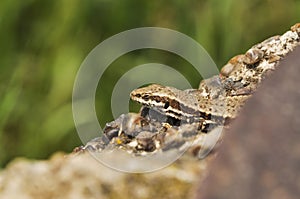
0, 152, 209, 199
195, 46, 300, 199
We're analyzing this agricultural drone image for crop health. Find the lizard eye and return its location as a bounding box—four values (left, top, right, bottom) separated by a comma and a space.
164, 102, 169, 109
143, 94, 150, 101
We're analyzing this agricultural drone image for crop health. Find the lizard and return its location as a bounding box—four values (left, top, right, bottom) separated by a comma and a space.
130, 80, 249, 124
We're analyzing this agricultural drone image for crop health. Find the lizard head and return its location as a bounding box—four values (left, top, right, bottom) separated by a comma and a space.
130, 84, 200, 120
130, 84, 172, 108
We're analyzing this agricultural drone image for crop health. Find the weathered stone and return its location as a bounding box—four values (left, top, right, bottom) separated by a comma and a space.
243, 48, 264, 65
196, 46, 300, 199
0, 152, 207, 199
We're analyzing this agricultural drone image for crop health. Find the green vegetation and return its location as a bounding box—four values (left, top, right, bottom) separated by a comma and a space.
0, 0, 299, 167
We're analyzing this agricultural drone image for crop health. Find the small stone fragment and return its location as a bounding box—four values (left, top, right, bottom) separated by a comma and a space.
291, 23, 300, 34
243, 48, 264, 65
136, 131, 156, 152
222, 78, 244, 91
220, 55, 244, 77
267, 54, 281, 63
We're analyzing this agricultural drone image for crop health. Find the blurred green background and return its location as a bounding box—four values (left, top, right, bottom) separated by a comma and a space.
0, 0, 299, 167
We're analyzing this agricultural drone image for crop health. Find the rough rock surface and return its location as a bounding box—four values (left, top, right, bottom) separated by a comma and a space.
196, 46, 300, 199
0, 152, 210, 199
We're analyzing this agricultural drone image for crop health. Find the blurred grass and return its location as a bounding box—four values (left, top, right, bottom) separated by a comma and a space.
0, 0, 299, 167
